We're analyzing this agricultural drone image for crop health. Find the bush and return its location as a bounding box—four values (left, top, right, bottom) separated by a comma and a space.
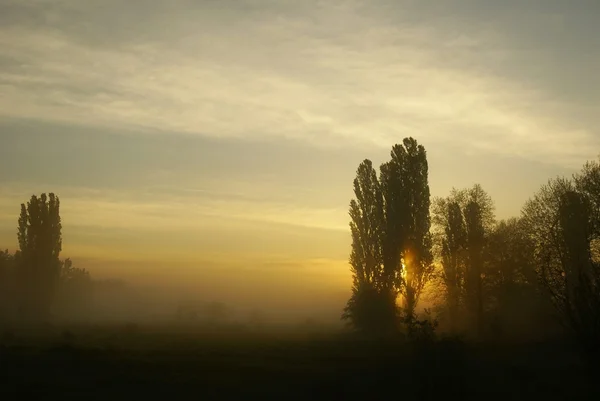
404, 308, 438, 345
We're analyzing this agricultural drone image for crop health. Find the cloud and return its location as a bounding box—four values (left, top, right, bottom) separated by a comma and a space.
0, 0, 598, 168
0, 183, 349, 233
0, 181, 352, 269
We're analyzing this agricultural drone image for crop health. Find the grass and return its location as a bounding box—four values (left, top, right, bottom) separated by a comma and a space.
0, 322, 598, 400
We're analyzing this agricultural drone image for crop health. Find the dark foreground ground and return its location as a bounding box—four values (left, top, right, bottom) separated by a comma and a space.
0, 323, 598, 400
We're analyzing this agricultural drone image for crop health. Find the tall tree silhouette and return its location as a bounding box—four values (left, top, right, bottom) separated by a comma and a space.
485, 218, 541, 337
523, 166, 600, 362
344, 138, 433, 333
16, 193, 62, 321
380, 137, 432, 319
486, 218, 536, 291
343, 159, 397, 334
522, 177, 574, 314
557, 190, 600, 358
436, 200, 467, 331
432, 185, 494, 335
464, 200, 485, 337
574, 158, 600, 259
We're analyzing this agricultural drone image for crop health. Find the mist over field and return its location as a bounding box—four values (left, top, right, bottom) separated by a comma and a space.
1, 0, 600, 399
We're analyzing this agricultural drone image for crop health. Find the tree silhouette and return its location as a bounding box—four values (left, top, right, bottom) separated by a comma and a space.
557, 190, 600, 356
439, 201, 467, 331
55, 258, 93, 320
574, 158, 600, 263
574, 159, 600, 236
522, 160, 600, 362
380, 138, 433, 319
432, 185, 494, 336
343, 159, 397, 334
486, 218, 537, 290
16, 193, 62, 321
343, 138, 433, 334
464, 200, 485, 337
0, 250, 16, 320
484, 218, 542, 337
522, 178, 574, 313
203, 301, 231, 326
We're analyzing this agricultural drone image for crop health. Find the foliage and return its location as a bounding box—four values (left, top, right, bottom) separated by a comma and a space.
522, 159, 600, 360
348, 159, 386, 293
344, 159, 396, 334
381, 138, 433, 317
404, 308, 439, 345
342, 281, 399, 336
484, 218, 549, 339
431, 185, 495, 336
0, 193, 93, 323
344, 138, 433, 334
16, 193, 63, 321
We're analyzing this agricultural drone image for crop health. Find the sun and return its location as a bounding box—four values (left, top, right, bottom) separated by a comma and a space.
397, 259, 408, 308
400, 252, 410, 280
401, 248, 415, 281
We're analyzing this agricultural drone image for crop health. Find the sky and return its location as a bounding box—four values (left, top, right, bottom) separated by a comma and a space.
0, 0, 599, 321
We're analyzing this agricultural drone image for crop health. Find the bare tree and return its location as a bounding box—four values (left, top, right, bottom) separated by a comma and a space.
522, 162, 600, 362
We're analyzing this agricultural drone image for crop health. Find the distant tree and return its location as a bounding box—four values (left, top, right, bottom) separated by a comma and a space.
176, 301, 200, 322
0, 249, 13, 288
55, 258, 93, 320
462, 186, 494, 338
248, 308, 266, 330
484, 218, 544, 338
203, 301, 231, 326
380, 138, 433, 320
557, 190, 600, 357
486, 219, 536, 290
437, 201, 467, 331
16, 193, 62, 321
0, 250, 17, 320
464, 200, 485, 337
343, 159, 397, 334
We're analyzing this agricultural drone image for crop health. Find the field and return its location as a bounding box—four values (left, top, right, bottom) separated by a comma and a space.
0, 323, 597, 400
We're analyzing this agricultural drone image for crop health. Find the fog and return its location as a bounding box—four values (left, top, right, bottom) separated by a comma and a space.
0, 248, 350, 329
86, 275, 349, 328
2, 1, 600, 398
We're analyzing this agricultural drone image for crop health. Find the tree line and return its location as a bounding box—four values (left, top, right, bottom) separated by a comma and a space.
2, 138, 599, 361
343, 137, 600, 356
0, 195, 234, 326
